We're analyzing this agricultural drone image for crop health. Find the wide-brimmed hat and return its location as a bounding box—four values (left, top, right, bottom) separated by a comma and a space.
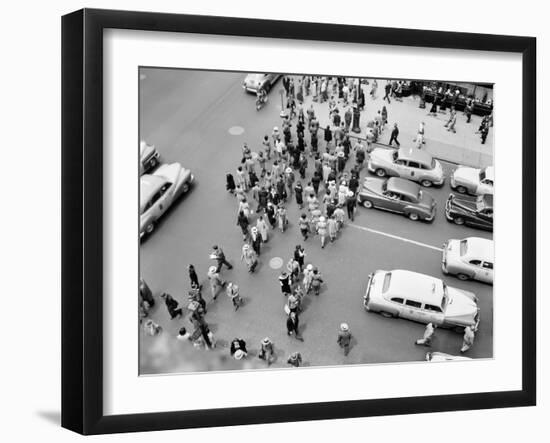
208, 266, 217, 274
337, 151, 345, 157
251, 227, 258, 233
319, 216, 325, 222
262, 337, 271, 345
234, 349, 245, 360
306, 264, 313, 271
340, 323, 349, 331
285, 167, 292, 174
243, 244, 250, 250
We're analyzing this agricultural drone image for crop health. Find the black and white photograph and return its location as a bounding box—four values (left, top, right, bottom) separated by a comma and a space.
138, 69, 494, 374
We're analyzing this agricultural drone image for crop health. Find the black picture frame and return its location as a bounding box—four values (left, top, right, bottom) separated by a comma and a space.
62, 8, 536, 435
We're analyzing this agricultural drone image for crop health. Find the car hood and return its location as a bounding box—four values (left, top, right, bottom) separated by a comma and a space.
445, 286, 479, 325
154, 163, 184, 183
452, 166, 479, 184
370, 148, 395, 164
419, 190, 435, 209
448, 194, 476, 212
362, 177, 385, 194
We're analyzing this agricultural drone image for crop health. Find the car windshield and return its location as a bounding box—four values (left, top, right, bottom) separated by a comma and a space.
382, 272, 392, 293
392, 151, 399, 161
441, 283, 449, 311
460, 239, 468, 256
479, 169, 487, 181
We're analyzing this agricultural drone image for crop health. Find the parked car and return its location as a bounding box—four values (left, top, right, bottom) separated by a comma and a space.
450, 165, 494, 195
363, 269, 480, 332
367, 147, 444, 187
426, 352, 472, 362
442, 237, 494, 284
445, 193, 493, 231
357, 177, 436, 222
243, 73, 281, 93
140, 140, 160, 175
140, 163, 194, 238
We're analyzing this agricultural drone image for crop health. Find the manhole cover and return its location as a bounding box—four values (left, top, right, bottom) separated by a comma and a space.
228, 126, 245, 135
269, 257, 283, 269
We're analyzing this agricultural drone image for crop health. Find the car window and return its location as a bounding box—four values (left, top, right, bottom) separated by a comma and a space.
482, 179, 493, 186
424, 304, 442, 313
390, 297, 404, 304
405, 299, 422, 308
482, 209, 493, 217
482, 261, 493, 269
408, 161, 420, 169
459, 239, 468, 256
469, 259, 482, 266
382, 273, 392, 293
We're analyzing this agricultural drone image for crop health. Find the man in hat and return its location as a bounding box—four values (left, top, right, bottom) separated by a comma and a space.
415, 322, 436, 346
389, 123, 400, 147
250, 226, 262, 256
230, 337, 247, 358
207, 266, 226, 300
187, 265, 201, 290
279, 271, 292, 296
226, 282, 241, 311
346, 191, 357, 221
337, 323, 352, 356
160, 292, 183, 320
286, 312, 304, 341
294, 244, 306, 272
210, 245, 233, 272
139, 277, 155, 308
298, 213, 310, 241
287, 351, 303, 367
258, 337, 275, 365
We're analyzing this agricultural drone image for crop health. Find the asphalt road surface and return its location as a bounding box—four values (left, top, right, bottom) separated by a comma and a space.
139, 68, 493, 374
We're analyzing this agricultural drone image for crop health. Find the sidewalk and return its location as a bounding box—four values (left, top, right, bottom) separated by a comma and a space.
285, 78, 494, 168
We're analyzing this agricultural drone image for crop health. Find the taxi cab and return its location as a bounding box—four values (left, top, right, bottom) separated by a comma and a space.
442, 237, 494, 284
363, 269, 480, 332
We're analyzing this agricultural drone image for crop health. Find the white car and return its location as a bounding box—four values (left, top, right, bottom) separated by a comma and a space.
426, 352, 472, 362
442, 237, 494, 284
367, 147, 445, 187
140, 163, 194, 238
363, 269, 480, 332
450, 165, 494, 195
140, 140, 160, 175
242, 73, 281, 93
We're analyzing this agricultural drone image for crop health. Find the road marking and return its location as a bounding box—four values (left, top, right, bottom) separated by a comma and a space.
228, 126, 245, 135
269, 257, 283, 269
349, 223, 443, 252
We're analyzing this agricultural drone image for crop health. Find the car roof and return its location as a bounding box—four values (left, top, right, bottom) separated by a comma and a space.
397, 147, 433, 166
387, 270, 444, 306
464, 237, 494, 261
387, 177, 420, 199
140, 175, 166, 211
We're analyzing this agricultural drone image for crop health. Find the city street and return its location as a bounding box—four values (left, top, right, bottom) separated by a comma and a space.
139, 68, 493, 374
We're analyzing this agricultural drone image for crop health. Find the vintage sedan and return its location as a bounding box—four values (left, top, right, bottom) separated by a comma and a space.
450, 165, 494, 195
140, 140, 160, 175
426, 352, 472, 362
358, 177, 436, 222
363, 269, 480, 332
242, 73, 281, 93
445, 193, 493, 231
367, 147, 444, 187
140, 163, 194, 238
442, 237, 494, 284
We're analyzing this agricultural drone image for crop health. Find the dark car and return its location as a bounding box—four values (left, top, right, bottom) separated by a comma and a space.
358, 177, 436, 222
445, 193, 493, 231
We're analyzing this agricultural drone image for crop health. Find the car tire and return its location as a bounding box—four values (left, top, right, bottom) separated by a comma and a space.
453, 216, 465, 225
457, 273, 471, 281
181, 183, 190, 193
420, 179, 433, 187
362, 200, 374, 209
380, 311, 394, 318
453, 325, 465, 334
408, 212, 419, 221
375, 168, 386, 177
456, 185, 468, 194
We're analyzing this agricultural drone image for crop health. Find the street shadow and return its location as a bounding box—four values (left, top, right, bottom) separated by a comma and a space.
36, 410, 61, 426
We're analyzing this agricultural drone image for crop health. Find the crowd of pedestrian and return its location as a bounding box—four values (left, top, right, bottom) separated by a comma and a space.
140, 75, 488, 369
